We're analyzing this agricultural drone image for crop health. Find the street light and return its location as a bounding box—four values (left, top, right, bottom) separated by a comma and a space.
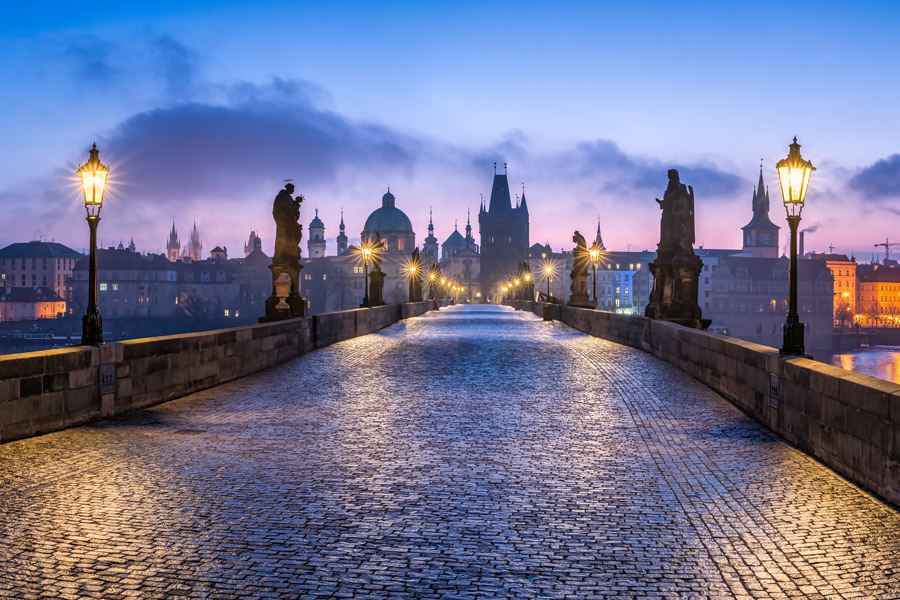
361, 242, 373, 307
589, 242, 601, 307
544, 264, 554, 297
776, 136, 816, 355
77, 143, 109, 346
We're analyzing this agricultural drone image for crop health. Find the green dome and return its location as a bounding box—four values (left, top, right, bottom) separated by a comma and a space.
363, 189, 413, 233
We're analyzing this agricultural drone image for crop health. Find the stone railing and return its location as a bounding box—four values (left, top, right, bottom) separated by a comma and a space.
0, 301, 436, 444
522, 300, 899, 507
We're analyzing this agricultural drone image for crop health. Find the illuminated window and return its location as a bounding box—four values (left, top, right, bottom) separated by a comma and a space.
322, 274, 327, 280
398, 239, 405, 251
112, 283, 119, 291
99, 283, 108, 291
224, 309, 230, 317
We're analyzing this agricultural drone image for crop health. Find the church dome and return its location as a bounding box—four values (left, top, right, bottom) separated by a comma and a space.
363, 189, 413, 234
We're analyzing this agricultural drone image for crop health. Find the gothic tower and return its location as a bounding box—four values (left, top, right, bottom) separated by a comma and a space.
308, 209, 326, 259
741, 165, 780, 258
479, 163, 529, 300
184, 219, 203, 261
336, 209, 348, 256
594, 217, 606, 251
166, 220, 180, 262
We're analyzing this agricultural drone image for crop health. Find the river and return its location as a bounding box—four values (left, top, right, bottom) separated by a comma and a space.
823, 346, 900, 385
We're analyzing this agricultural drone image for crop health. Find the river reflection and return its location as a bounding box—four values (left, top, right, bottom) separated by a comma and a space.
825, 346, 900, 384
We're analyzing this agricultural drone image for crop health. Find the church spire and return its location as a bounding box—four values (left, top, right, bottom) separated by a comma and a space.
594, 216, 605, 251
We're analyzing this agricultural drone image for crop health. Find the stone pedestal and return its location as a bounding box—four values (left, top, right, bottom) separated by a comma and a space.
261, 261, 306, 322
567, 272, 594, 308
368, 268, 385, 307
645, 250, 708, 330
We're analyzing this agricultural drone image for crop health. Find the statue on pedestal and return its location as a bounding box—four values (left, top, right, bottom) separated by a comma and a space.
409, 248, 423, 302
567, 230, 594, 308
645, 170, 708, 329
368, 233, 386, 306
262, 182, 306, 321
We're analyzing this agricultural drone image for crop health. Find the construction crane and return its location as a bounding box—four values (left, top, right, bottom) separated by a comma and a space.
874, 238, 899, 263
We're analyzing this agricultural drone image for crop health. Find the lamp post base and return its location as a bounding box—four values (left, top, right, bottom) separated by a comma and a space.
780, 314, 806, 356
81, 309, 103, 346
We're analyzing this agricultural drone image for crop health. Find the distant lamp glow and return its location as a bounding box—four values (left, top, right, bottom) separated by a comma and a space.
78, 143, 109, 346
514, 279, 520, 286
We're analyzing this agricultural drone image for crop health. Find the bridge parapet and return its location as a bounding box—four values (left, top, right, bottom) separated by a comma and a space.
0, 301, 435, 444
530, 300, 900, 508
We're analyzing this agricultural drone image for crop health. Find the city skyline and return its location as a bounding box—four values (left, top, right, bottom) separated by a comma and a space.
1, 1, 898, 260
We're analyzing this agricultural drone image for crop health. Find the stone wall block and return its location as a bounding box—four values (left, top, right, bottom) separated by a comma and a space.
0, 354, 43, 380
43, 348, 92, 373
99, 343, 123, 364
31, 392, 65, 431
64, 386, 99, 424
122, 340, 156, 361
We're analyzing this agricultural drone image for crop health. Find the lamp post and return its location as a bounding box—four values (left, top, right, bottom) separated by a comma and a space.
544, 264, 553, 298
776, 136, 815, 355
361, 243, 372, 307
589, 242, 601, 307
77, 143, 109, 346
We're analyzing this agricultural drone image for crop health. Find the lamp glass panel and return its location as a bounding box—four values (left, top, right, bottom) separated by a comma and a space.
778, 165, 792, 205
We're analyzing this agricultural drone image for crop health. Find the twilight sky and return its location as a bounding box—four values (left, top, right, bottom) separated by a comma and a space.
1, 1, 898, 260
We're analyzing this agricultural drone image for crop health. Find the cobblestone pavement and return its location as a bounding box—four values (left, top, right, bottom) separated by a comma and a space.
1, 305, 899, 599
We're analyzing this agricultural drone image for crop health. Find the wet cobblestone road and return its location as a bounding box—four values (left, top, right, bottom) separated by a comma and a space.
1, 305, 899, 599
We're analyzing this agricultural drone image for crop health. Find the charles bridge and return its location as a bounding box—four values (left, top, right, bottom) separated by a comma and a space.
0, 300, 898, 598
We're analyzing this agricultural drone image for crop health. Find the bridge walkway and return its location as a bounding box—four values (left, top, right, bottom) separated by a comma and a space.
0, 304, 898, 598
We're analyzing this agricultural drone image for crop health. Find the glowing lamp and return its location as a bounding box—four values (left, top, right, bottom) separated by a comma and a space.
76, 143, 109, 219
776, 136, 815, 218
514, 279, 520, 286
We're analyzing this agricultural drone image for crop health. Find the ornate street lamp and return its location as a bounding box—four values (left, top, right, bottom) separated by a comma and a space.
776, 136, 815, 355
361, 242, 373, 307
77, 144, 109, 346
589, 242, 601, 307
544, 264, 554, 298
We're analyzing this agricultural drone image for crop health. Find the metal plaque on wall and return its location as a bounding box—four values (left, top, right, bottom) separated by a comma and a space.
99, 363, 116, 396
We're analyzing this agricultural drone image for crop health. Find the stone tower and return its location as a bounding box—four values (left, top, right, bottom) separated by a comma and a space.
308, 209, 326, 259
478, 163, 529, 301
741, 166, 780, 258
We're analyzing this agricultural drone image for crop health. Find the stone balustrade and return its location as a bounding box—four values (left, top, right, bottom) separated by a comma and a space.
523, 300, 900, 507
0, 302, 435, 444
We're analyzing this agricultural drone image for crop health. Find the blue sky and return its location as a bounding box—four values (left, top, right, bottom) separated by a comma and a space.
1, 1, 898, 259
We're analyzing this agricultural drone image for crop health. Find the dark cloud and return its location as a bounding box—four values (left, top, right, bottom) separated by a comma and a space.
847, 154, 900, 200
103, 78, 424, 203
58, 36, 120, 84
564, 139, 746, 199
153, 36, 198, 100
